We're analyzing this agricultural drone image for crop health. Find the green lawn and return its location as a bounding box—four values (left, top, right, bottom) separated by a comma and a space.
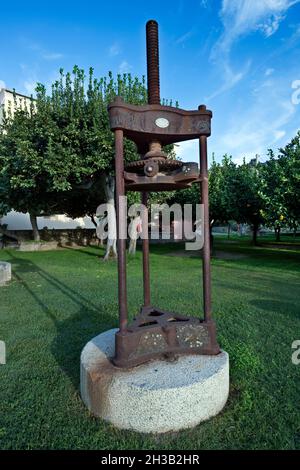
1, 239, 300, 450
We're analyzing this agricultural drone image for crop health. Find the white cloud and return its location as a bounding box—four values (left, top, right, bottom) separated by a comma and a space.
257, 13, 285, 37
0, 79, 6, 90
265, 67, 275, 76
23, 80, 37, 95
20, 37, 41, 52
206, 60, 251, 100
109, 43, 121, 57
232, 155, 248, 165
208, 1, 299, 100
119, 60, 131, 74
213, 91, 295, 162
291, 79, 300, 105
42, 52, 64, 60
20, 37, 64, 61
175, 30, 193, 45
175, 140, 199, 164
19, 64, 38, 96
274, 129, 286, 140
179, 77, 296, 165
218, 0, 300, 53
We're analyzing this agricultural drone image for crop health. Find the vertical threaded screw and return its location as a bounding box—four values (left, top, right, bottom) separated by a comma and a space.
146, 20, 160, 105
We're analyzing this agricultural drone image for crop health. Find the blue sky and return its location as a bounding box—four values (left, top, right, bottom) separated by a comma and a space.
1, 0, 300, 165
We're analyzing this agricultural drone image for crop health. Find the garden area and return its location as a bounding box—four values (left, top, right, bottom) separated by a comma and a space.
1, 236, 300, 450
1, 4, 300, 455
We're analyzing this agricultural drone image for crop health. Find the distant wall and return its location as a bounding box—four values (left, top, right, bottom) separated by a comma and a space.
0, 210, 95, 231
3, 228, 98, 247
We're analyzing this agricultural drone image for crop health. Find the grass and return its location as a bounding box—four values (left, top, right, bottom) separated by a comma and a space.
0, 238, 300, 450
213, 231, 300, 245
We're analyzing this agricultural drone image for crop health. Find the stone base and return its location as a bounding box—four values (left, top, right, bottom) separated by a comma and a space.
0, 262, 11, 286
80, 329, 229, 433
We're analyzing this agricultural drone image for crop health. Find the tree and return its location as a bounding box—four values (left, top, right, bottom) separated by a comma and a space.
227, 159, 265, 245
0, 67, 176, 255
278, 131, 300, 235
258, 133, 300, 241
259, 150, 287, 241
0, 68, 148, 241
209, 154, 238, 229
0, 98, 61, 241
168, 153, 267, 245
166, 154, 230, 249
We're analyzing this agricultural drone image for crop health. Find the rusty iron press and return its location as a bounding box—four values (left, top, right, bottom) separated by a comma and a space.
108, 20, 220, 368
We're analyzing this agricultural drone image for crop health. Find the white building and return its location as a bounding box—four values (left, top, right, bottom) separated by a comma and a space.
0, 88, 34, 125
0, 87, 94, 231
0, 211, 94, 231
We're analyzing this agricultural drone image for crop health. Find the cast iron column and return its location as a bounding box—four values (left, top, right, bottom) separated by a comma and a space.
115, 129, 128, 332
141, 191, 150, 306
199, 128, 212, 322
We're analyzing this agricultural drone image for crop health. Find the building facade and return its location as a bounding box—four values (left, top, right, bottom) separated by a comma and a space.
0, 88, 34, 126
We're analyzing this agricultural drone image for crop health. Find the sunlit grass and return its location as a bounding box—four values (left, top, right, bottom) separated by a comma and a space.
0, 238, 300, 449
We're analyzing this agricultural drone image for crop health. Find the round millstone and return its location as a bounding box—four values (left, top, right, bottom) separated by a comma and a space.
80, 329, 229, 433
0, 262, 11, 286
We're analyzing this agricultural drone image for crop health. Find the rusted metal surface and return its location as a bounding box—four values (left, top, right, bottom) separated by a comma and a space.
114, 129, 128, 333
199, 131, 212, 321
146, 20, 160, 105
113, 306, 220, 368
108, 98, 212, 155
108, 20, 220, 368
126, 158, 182, 171
143, 160, 159, 177
124, 161, 199, 192
141, 192, 150, 307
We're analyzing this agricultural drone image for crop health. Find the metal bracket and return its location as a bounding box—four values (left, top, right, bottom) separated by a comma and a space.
113, 306, 220, 368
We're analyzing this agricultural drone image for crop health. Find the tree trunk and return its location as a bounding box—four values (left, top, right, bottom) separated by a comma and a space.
128, 215, 141, 256
293, 225, 297, 240
252, 224, 258, 246
275, 226, 281, 242
103, 176, 117, 261
227, 223, 231, 239
90, 214, 97, 227
128, 238, 137, 255
91, 214, 103, 246
29, 213, 40, 242
210, 224, 214, 255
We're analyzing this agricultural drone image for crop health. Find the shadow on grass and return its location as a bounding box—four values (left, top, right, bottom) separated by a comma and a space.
50, 305, 115, 388
63, 245, 105, 258
6, 250, 102, 310
214, 275, 300, 325
248, 298, 300, 320
5, 250, 117, 388
150, 240, 300, 269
